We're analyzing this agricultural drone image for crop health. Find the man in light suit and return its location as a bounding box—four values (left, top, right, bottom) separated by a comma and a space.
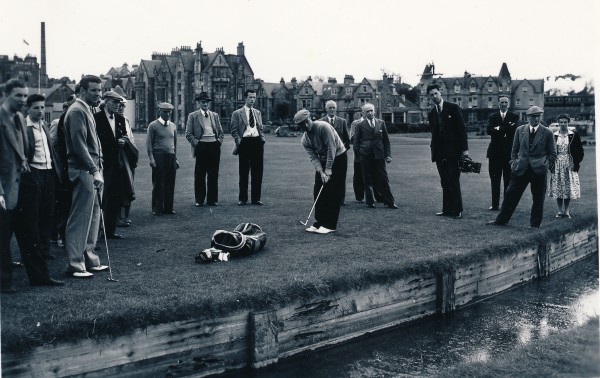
186, 92, 224, 207
428, 84, 468, 219
486, 96, 519, 210
1, 79, 30, 293
231, 89, 265, 205
64, 75, 108, 278
487, 106, 556, 228
320, 100, 349, 205
352, 103, 397, 209
94, 91, 128, 239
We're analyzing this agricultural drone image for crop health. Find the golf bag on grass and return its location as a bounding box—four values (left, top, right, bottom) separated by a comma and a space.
195, 223, 267, 263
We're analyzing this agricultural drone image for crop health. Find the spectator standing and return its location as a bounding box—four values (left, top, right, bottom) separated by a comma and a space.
146, 102, 179, 216
319, 100, 349, 205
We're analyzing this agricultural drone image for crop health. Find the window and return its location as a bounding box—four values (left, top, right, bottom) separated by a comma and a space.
470, 83, 476, 93
331, 88, 337, 95
304, 87, 309, 95
346, 87, 352, 95
472, 97, 478, 107
237, 88, 243, 101
301, 99, 311, 109
454, 84, 460, 93
523, 86, 528, 93
488, 97, 493, 108
499, 84, 503, 92
177, 72, 182, 80
516, 98, 520, 106
177, 94, 181, 104
177, 83, 181, 91
363, 85, 367, 93
468, 112, 477, 122
456, 97, 462, 107
529, 98, 534, 106
488, 83, 493, 92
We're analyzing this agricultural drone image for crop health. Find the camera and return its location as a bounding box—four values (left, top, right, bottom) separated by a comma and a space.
459, 156, 482, 174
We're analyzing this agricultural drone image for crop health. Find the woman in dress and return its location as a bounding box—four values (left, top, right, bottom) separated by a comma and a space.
549, 114, 584, 218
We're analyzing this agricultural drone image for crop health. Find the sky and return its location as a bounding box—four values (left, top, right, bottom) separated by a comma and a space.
1, 0, 598, 91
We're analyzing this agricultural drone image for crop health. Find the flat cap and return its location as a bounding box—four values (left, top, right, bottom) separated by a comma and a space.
526, 106, 544, 115
556, 113, 570, 121
195, 92, 212, 101
103, 90, 123, 101
293, 109, 311, 124
158, 102, 174, 110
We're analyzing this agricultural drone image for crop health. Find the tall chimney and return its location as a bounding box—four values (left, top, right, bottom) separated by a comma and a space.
40, 22, 48, 87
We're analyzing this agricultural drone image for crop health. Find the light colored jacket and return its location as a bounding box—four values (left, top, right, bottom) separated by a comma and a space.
510, 124, 557, 176
185, 109, 224, 157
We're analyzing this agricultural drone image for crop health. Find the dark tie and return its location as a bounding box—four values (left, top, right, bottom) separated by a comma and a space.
164, 120, 168, 127
109, 114, 114, 120
329, 118, 334, 125
204, 111, 208, 118
248, 109, 255, 128
529, 128, 535, 148
437, 105, 442, 113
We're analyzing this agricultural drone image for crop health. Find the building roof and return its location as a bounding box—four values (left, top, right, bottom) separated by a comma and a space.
42, 82, 76, 99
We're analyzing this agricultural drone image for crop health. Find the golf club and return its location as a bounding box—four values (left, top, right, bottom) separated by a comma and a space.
300, 183, 325, 226
96, 188, 118, 282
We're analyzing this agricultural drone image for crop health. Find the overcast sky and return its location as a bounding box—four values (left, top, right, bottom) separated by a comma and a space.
1, 0, 597, 90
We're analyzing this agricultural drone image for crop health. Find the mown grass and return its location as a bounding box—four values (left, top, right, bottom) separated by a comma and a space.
435, 315, 600, 378
1, 132, 597, 353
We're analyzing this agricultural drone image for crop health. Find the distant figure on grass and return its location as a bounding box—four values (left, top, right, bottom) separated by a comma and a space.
94, 91, 128, 240
319, 100, 350, 205
294, 109, 347, 234
63, 75, 109, 278
352, 103, 397, 209
146, 102, 179, 216
427, 83, 468, 219
486, 96, 519, 211
186, 92, 223, 207
487, 106, 556, 228
115, 97, 138, 228
549, 114, 584, 219
231, 89, 265, 206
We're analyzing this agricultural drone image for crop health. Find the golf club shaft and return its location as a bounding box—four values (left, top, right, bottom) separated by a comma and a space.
96, 188, 115, 279
303, 183, 324, 225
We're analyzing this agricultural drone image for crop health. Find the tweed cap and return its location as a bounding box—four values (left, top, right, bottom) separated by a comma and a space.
195, 92, 212, 101
158, 102, 174, 111
556, 113, 570, 121
526, 106, 544, 116
103, 90, 123, 101
293, 109, 311, 124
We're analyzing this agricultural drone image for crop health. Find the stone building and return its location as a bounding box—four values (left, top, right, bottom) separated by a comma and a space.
417, 62, 544, 125
0, 54, 41, 90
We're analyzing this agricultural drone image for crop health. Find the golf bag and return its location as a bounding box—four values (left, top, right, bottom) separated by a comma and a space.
195, 223, 267, 263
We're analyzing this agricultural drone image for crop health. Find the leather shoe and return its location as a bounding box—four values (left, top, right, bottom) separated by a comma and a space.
207, 202, 218, 206
195, 203, 203, 207
355, 199, 364, 203
488, 206, 499, 211
453, 212, 462, 219
252, 201, 264, 205
386, 203, 399, 209
107, 234, 124, 239
32, 277, 64, 286
366, 204, 375, 208
436, 212, 449, 216
238, 201, 247, 206
486, 220, 504, 226
164, 210, 176, 215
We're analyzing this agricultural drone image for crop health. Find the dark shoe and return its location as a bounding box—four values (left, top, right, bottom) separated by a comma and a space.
1, 286, 17, 294
486, 220, 504, 226
207, 202, 218, 206
436, 212, 449, 216
386, 203, 399, 209
355, 199, 364, 203
11, 261, 23, 268
453, 212, 463, 219
489, 206, 499, 211
107, 234, 124, 239
42, 252, 56, 260
116, 219, 130, 227
238, 201, 247, 206
164, 211, 176, 215
32, 277, 64, 286
367, 204, 376, 208
252, 201, 264, 206
195, 203, 203, 207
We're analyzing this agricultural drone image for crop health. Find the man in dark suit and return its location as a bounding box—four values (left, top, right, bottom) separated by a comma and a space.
94, 91, 127, 239
231, 89, 265, 206
428, 83, 469, 219
352, 103, 397, 209
486, 96, 519, 210
1, 79, 30, 292
320, 100, 349, 205
487, 106, 556, 228
186, 92, 224, 207
64, 75, 108, 278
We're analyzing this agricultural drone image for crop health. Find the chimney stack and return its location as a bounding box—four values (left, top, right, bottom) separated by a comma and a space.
40, 22, 48, 87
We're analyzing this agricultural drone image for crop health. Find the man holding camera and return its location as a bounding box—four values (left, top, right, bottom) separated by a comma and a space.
427, 84, 468, 219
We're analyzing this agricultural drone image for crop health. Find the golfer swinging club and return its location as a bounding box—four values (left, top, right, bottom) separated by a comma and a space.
294, 109, 347, 234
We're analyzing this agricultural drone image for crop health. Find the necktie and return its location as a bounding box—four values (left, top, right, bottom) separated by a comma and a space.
164, 120, 168, 127
248, 109, 255, 128
329, 118, 334, 125
109, 114, 114, 120
370, 120, 375, 128
529, 128, 535, 148
437, 105, 442, 113
204, 111, 208, 118
501, 113, 505, 121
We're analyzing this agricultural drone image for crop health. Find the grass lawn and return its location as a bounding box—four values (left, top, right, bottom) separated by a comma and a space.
1, 132, 597, 353
435, 316, 600, 377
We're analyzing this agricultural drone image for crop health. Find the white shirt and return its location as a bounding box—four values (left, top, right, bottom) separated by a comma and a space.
243, 105, 259, 137
105, 109, 116, 136
26, 116, 52, 170
529, 125, 539, 133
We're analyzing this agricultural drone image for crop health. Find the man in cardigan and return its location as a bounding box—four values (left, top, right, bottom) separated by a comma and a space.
294, 109, 347, 234
94, 91, 128, 239
185, 92, 224, 207
486, 96, 519, 210
319, 100, 349, 205
427, 83, 468, 219
352, 103, 397, 209
147, 102, 179, 216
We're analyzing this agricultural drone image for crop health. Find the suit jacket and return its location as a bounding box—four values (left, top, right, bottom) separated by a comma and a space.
486, 110, 519, 159
319, 116, 350, 149
185, 109, 224, 157
94, 111, 126, 169
510, 125, 557, 176
64, 100, 102, 174
25, 120, 62, 181
352, 118, 391, 160
0, 108, 28, 210
230, 106, 265, 146
429, 101, 468, 162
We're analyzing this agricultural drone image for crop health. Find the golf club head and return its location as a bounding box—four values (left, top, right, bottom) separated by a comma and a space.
107, 277, 118, 282
300, 220, 309, 226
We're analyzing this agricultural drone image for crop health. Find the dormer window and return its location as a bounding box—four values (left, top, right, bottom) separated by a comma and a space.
363, 85, 367, 93
487, 83, 493, 92
454, 84, 460, 93
346, 87, 352, 95
470, 82, 476, 93
523, 86, 528, 93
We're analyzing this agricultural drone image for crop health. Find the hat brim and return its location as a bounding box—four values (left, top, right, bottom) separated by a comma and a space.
196, 97, 212, 101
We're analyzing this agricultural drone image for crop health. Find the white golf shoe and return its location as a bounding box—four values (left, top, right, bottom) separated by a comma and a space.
305, 226, 319, 233
314, 226, 335, 234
